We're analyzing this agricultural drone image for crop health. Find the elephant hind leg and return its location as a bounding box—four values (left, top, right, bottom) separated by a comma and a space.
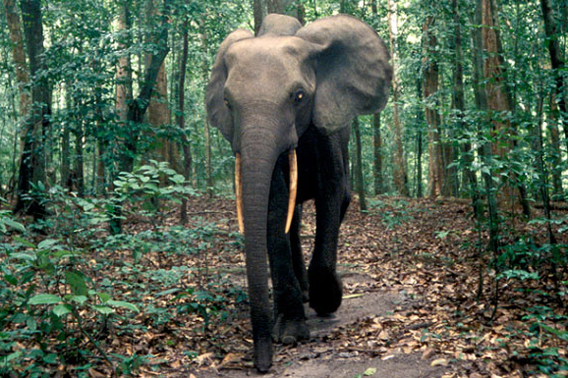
308, 132, 348, 316
290, 204, 308, 302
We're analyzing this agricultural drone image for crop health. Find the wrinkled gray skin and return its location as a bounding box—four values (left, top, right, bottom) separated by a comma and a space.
206, 14, 392, 372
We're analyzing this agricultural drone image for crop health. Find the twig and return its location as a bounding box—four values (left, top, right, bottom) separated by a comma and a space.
71, 309, 115, 374
185, 210, 236, 216
343, 346, 383, 356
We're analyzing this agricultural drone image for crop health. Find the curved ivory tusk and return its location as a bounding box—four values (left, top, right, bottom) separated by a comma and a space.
235, 153, 244, 234
285, 150, 298, 234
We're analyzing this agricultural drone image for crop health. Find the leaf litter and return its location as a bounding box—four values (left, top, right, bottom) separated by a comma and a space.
8, 195, 568, 377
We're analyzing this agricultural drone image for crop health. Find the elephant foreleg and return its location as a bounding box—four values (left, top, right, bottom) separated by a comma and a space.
267, 159, 309, 345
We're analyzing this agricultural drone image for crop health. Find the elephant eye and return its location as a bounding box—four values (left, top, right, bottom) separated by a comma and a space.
223, 98, 232, 110
293, 89, 305, 105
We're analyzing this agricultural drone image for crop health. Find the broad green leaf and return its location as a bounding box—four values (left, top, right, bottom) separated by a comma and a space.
8, 253, 36, 262
43, 353, 58, 364
540, 323, 568, 342
92, 305, 114, 315
38, 239, 59, 250
97, 292, 111, 303
76, 198, 95, 211
156, 288, 181, 297
3, 274, 17, 286
70, 295, 88, 305
6, 351, 22, 363
29, 294, 62, 305
170, 174, 186, 184
53, 250, 81, 259
13, 237, 36, 249
107, 300, 140, 313
3, 218, 25, 232
26, 316, 37, 331
65, 270, 88, 296
52, 304, 73, 317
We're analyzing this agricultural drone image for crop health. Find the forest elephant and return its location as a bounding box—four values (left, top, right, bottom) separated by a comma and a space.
205, 14, 392, 372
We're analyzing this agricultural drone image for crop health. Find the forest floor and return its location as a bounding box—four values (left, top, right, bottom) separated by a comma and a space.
8, 195, 567, 377
117, 195, 566, 378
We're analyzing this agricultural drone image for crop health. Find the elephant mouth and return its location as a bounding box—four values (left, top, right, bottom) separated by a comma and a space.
234, 149, 298, 234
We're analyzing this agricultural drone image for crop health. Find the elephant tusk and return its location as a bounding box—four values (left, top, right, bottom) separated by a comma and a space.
285, 149, 298, 234
235, 153, 244, 234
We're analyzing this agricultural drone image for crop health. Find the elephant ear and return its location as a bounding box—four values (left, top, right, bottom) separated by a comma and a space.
296, 15, 392, 135
258, 13, 302, 36
206, 29, 253, 142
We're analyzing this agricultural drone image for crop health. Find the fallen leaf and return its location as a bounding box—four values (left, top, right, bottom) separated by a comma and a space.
219, 352, 242, 367
194, 352, 215, 367
343, 294, 365, 299
363, 367, 377, 376
88, 368, 106, 378
430, 358, 448, 367
421, 348, 436, 360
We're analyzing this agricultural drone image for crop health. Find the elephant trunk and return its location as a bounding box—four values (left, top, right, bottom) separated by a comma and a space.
235, 150, 297, 235
238, 128, 279, 372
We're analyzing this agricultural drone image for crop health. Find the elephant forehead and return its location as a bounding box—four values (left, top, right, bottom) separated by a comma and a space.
225, 37, 312, 84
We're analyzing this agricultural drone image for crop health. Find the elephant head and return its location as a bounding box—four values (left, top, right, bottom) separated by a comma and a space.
205, 14, 391, 372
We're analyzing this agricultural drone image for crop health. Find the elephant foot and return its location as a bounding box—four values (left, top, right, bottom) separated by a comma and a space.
253, 337, 273, 373
308, 267, 343, 316
273, 314, 310, 345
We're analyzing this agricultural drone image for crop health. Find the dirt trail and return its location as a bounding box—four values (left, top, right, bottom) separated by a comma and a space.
191, 270, 449, 378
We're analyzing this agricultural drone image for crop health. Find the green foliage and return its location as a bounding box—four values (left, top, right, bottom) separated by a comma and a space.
369, 198, 414, 229
0, 181, 241, 375
113, 160, 198, 228
0, 209, 143, 376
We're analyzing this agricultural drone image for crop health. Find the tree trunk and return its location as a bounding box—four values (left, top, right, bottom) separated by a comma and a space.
146, 0, 179, 175
353, 117, 366, 211
267, 0, 283, 13
373, 112, 383, 195
453, 0, 482, 219
111, 0, 169, 233
548, 95, 563, 198
541, 0, 568, 155
422, 16, 443, 199
96, 142, 105, 195
416, 125, 423, 198
179, 16, 191, 224
371, 0, 383, 196
473, 0, 500, 264
115, 0, 132, 179
2, 0, 30, 119
14, 0, 51, 217
442, 142, 459, 197
116, 0, 132, 127
73, 121, 84, 196
387, 0, 409, 196
535, 89, 556, 245
201, 17, 213, 198
481, 0, 522, 213
120, 0, 170, 173
254, 0, 265, 35
61, 89, 71, 189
